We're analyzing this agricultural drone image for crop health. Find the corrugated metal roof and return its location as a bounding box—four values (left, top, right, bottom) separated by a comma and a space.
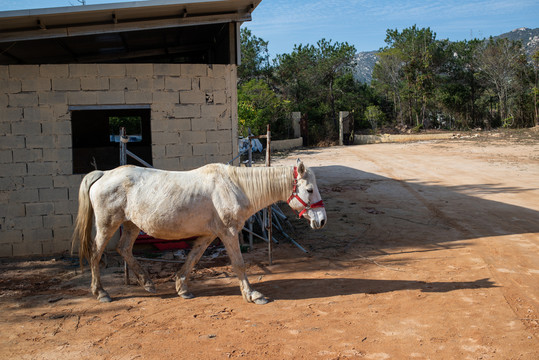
0, 0, 261, 65
0, 0, 260, 42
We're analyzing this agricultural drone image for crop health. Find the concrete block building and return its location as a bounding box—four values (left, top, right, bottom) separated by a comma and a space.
0, 0, 261, 257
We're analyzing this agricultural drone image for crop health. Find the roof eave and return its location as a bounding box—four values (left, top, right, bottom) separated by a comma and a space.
0, 12, 252, 43
0, 0, 260, 42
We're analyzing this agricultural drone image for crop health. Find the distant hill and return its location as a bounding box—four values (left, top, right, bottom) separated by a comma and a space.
353, 27, 539, 84
352, 51, 378, 84
494, 27, 539, 56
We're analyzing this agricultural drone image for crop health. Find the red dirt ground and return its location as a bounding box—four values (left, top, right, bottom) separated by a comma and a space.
1, 129, 538, 359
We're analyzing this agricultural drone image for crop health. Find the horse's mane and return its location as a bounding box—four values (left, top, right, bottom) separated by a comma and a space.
225, 165, 294, 210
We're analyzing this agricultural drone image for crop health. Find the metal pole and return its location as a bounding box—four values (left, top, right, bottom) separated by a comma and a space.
124, 261, 130, 285
126, 149, 153, 168
242, 227, 270, 242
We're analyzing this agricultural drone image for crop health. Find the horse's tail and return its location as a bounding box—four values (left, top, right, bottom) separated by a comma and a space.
71, 170, 105, 268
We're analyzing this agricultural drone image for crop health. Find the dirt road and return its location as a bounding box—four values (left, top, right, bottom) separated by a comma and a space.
1, 131, 538, 359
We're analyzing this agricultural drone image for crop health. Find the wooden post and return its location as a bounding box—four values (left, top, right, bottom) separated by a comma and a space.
119, 127, 130, 285
120, 127, 127, 166
247, 129, 253, 169
265, 124, 273, 265
247, 130, 254, 249
265, 125, 271, 166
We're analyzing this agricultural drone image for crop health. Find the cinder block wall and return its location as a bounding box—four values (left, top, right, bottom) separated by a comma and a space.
0, 64, 239, 257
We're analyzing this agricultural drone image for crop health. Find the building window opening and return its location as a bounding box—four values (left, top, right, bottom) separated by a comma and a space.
71, 108, 152, 174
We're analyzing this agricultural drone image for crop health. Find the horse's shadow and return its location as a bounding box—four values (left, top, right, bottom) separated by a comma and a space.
140, 277, 497, 302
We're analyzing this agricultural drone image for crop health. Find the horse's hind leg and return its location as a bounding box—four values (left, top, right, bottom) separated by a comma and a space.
175, 235, 215, 299
116, 221, 155, 293
91, 224, 118, 303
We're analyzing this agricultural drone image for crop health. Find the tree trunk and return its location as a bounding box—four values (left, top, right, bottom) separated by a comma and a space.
535, 72, 539, 127
535, 89, 538, 126
422, 94, 427, 127
471, 77, 476, 127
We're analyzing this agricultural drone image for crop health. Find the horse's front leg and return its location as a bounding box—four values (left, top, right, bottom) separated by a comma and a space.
221, 234, 268, 305
174, 235, 215, 299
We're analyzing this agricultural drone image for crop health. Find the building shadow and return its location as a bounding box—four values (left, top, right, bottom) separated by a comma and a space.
286, 165, 539, 255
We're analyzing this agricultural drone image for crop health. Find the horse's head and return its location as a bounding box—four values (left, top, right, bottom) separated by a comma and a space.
287, 159, 327, 230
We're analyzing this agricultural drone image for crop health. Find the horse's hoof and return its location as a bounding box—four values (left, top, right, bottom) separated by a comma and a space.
98, 295, 112, 303
250, 291, 269, 305
144, 283, 156, 293
253, 297, 269, 305
180, 292, 195, 299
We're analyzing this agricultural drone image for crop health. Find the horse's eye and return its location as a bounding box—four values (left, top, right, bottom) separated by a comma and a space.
307, 188, 313, 194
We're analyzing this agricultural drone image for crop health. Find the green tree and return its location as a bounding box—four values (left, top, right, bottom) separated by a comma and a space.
477, 37, 523, 127
274, 39, 357, 142
382, 25, 440, 127
436, 39, 485, 129
237, 79, 290, 138
365, 105, 385, 130
372, 26, 538, 132
315, 39, 358, 127
238, 27, 271, 84
511, 52, 537, 127
372, 48, 404, 125
274, 44, 317, 114
531, 50, 539, 126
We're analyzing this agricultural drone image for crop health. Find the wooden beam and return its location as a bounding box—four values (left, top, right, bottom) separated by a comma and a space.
0, 12, 251, 43
0, 43, 23, 63
228, 22, 235, 65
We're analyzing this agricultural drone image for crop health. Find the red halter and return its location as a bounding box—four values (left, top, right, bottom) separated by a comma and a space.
286, 166, 325, 218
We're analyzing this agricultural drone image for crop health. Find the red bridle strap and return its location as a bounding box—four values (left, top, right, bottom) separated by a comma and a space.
286, 166, 325, 218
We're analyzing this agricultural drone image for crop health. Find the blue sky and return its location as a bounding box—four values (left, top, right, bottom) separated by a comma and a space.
1, 0, 538, 56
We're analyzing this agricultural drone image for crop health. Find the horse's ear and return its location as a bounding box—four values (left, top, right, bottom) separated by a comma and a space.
296, 159, 306, 178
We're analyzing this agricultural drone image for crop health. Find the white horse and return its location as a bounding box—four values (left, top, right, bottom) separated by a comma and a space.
72, 159, 326, 304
